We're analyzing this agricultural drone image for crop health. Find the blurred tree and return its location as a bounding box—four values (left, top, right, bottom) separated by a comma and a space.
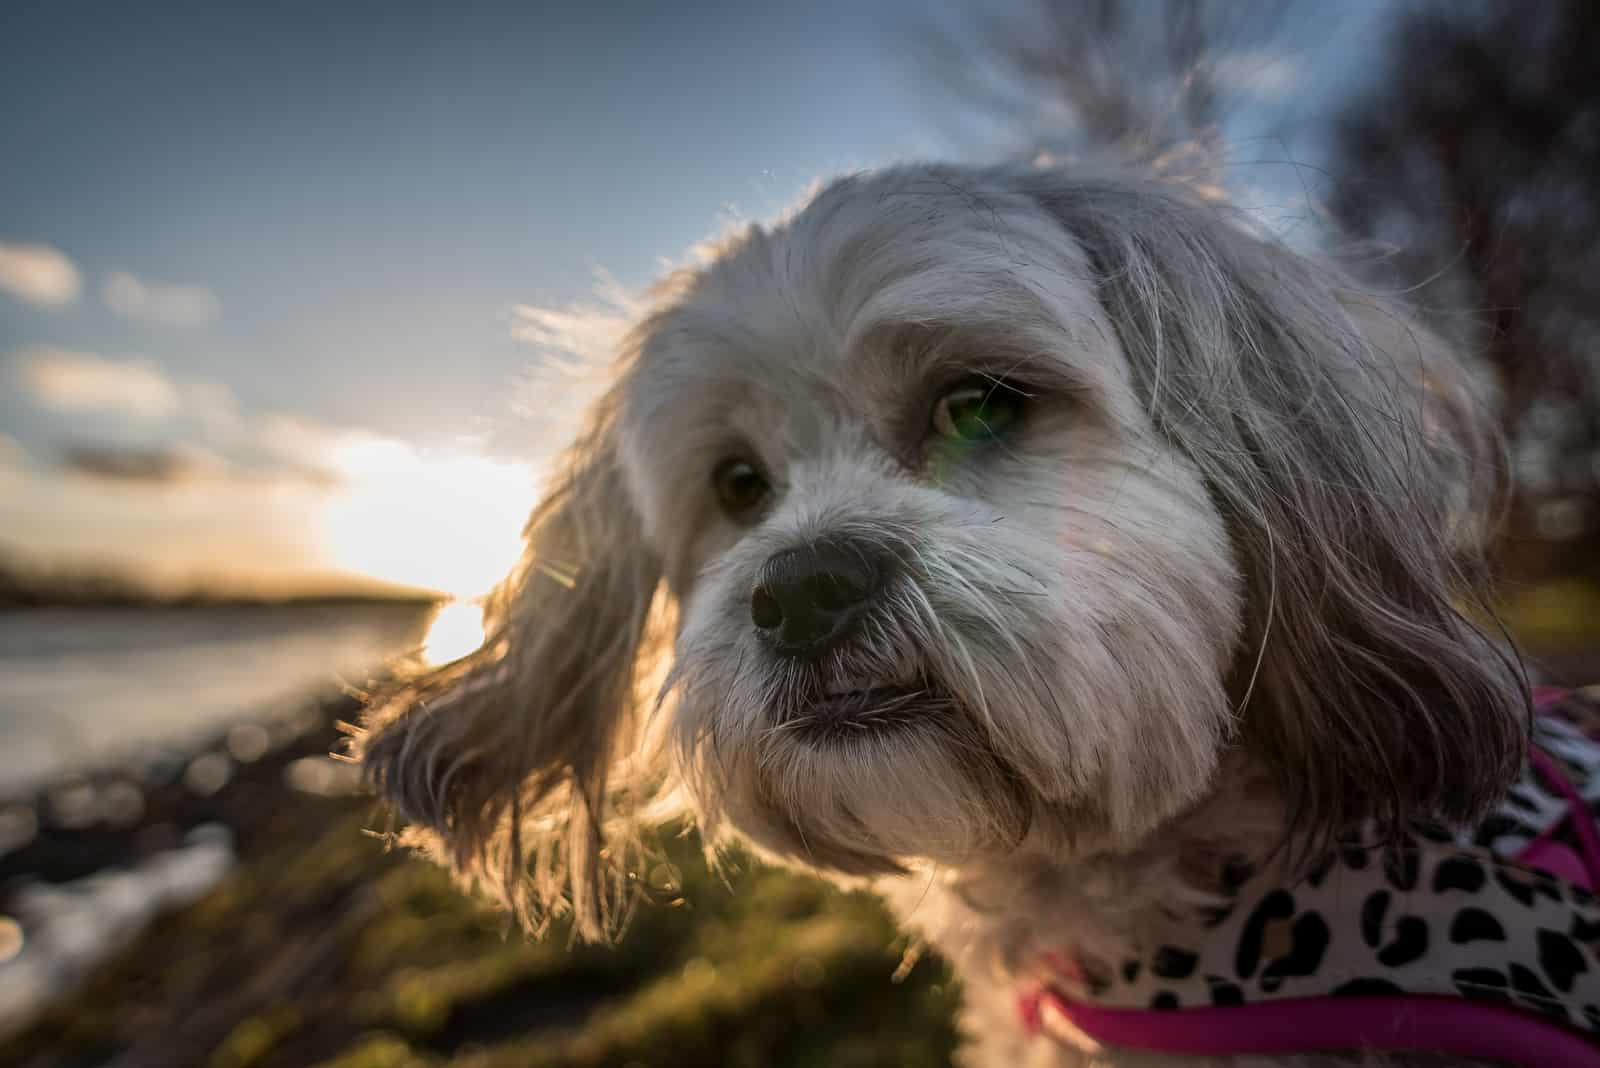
1325, 0, 1600, 586
918, 0, 1285, 192
922, 0, 1600, 588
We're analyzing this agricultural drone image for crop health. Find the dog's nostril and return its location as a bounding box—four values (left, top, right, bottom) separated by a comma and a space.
750, 540, 890, 655
751, 586, 784, 630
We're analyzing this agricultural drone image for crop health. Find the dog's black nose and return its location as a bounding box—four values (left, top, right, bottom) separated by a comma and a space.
751, 540, 887, 656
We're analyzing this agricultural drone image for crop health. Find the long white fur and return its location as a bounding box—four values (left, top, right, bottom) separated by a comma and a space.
359, 159, 1526, 1067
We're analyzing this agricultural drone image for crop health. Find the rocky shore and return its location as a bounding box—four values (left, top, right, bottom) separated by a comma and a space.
0, 691, 960, 1068
5, 579, 1591, 1067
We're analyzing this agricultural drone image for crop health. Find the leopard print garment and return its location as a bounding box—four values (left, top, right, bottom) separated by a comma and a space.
1035, 688, 1600, 1048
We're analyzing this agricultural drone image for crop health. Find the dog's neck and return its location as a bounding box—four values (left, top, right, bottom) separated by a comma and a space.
880, 753, 1290, 987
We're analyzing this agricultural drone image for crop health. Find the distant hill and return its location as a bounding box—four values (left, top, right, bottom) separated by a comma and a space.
0, 548, 440, 609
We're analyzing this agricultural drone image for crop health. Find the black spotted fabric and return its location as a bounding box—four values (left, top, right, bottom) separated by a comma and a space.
1045, 689, 1600, 1034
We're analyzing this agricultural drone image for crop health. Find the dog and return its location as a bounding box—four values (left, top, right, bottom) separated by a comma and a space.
358, 160, 1562, 1065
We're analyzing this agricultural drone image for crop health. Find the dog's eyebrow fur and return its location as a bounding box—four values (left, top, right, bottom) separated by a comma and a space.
357, 158, 1528, 959
855, 319, 1098, 395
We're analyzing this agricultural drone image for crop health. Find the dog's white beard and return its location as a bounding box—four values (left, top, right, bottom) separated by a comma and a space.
687, 704, 1029, 874
662, 452, 1242, 875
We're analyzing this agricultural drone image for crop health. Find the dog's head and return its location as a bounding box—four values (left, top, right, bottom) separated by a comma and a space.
360, 164, 1527, 938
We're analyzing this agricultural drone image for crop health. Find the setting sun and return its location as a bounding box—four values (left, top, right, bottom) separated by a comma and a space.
320, 438, 533, 599
421, 598, 490, 664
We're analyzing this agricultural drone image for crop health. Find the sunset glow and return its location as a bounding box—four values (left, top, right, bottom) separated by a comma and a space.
422, 598, 490, 664
321, 438, 533, 599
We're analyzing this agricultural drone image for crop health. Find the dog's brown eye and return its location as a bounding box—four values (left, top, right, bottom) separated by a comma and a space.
712, 457, 770, 520
932, 379, 1024, 442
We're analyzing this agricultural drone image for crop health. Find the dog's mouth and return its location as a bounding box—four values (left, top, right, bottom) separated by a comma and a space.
784, 683, 953, 741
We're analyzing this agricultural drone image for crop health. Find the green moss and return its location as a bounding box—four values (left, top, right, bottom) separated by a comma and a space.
310, 1034, 439, 1068
0, 789, 958, 1068
1501, 578, 1600, 651
211, 1006, 303, 1068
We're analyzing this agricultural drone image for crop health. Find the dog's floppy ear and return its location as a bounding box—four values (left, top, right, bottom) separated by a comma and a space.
356, 388, 665, 939
1024, 169, 1529, 844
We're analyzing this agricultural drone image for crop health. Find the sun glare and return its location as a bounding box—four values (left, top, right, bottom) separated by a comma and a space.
321, 438, 532, 599
422, 598, 489, 665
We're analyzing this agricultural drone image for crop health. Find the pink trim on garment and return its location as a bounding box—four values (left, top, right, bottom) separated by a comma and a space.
1017, 688, 1600, 1062
1022, 987, 1600, 1066
1517, 829, 1594, 888
1525, 746, 1600, 890
1520, 686, 1600, 890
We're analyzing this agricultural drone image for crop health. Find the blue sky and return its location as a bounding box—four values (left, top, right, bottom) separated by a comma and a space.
0, 1, 959, 592
0, 1, 1385, 595
1, 1, 944, 444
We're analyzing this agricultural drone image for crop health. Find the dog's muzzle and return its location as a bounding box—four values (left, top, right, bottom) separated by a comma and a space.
749, 538, 893, 658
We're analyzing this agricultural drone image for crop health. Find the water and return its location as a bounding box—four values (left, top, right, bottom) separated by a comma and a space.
0, 602, 434, 795
0, 601, 441, 1034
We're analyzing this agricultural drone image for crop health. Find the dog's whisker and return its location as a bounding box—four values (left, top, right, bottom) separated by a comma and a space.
354, 139, 1531, 1062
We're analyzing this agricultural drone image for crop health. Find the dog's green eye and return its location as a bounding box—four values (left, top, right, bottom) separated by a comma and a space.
712, 457, 770, 521
931, 379, 1024, 442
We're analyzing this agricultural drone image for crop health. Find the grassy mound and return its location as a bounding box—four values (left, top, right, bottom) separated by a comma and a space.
4, 784, 960, 1068
11, 579, 1596, 1067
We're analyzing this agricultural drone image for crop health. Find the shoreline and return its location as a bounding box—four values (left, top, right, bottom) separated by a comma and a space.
0, 687, 959, 1068
1, 686, 367, 888
0, 686, 374, 1039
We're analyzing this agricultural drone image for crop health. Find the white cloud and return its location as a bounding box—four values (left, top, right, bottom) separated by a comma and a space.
14, 347, 333, 483
253, 411, 344, 467
178, 380, 242, 434
15, 347, 247, 435
0, 241, 81, 308
8, 352, 539, 595
58, 441, 227, 485
0, 434, 28, 489
17, 348, 183, 420
103, 270, 221, 327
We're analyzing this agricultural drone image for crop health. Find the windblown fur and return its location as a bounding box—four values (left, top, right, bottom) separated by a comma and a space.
356, 157, 1528, 1065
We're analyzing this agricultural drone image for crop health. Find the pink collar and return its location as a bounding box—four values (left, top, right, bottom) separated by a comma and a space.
1023, 989, 1600, 1066
1021, 687, 1600, 1063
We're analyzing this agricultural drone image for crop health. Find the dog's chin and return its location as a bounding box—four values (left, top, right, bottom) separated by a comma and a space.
699, 685, 1039, 875
778, 684, 954, 743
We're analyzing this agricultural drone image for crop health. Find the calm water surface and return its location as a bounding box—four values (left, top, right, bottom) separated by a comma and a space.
0, 603, 434, 794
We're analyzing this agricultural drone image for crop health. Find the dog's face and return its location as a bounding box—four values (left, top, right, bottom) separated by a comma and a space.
623, 174, 1240, 872
361, 163, 1527, 939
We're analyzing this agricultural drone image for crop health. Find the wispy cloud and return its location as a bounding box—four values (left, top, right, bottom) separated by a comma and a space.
11, 336, 535, 595
103, 270, 221, 327
14, 346, 340, 483
252, 412, 341, 468
17, 348, 183, 420
0, 241, 81, 308
0, 434, 28, 488
0, 446, 337, 595
177, 380, 243, 433
57, 440, 337, 490
14, 346, 247, 433
59, 443, 217, 485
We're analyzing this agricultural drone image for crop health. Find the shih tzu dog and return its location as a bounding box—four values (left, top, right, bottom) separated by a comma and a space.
358, 160, 1570, 1065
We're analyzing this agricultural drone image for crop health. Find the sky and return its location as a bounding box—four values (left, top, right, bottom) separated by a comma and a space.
0, 1, 1385, 598
0, 0, 960, 595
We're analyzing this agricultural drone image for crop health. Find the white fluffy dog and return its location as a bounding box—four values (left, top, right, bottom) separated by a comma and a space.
359, 161, 1530, 1065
